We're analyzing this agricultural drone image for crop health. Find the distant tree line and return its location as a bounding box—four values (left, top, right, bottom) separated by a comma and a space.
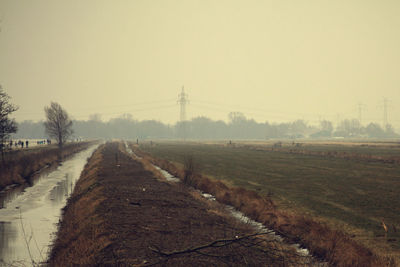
12, 111, 399, 140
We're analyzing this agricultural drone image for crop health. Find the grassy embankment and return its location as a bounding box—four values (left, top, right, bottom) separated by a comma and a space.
49, 144, 109, 266
137, 141, 400, 266
0, 141, 95, 190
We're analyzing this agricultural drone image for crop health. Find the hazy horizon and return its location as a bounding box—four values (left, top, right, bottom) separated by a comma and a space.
1, 1, 399, 129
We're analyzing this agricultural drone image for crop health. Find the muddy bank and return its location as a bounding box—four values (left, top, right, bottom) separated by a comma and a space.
0, 141, 96, 191
49, 142, 314, 266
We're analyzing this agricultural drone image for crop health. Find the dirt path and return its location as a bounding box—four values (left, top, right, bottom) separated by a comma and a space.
49, 142, 306, 266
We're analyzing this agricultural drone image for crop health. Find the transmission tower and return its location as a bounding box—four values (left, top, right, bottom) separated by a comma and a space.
177, 86, 189, 122
357, 102, 366, 125
383, 97, 388, 128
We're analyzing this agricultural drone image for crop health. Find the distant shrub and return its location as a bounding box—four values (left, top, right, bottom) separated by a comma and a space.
183, 154, 199, 186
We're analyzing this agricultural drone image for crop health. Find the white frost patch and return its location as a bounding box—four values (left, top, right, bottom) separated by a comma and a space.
152, 166, 180, 182
201, 193, 216, 201
123, 141, 179, 182
124, 141, 142, 159
225, 206, 284, 242
291, 244, 309, 257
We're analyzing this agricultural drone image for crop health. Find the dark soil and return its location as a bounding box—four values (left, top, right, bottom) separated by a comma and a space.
49, 142, 297, 266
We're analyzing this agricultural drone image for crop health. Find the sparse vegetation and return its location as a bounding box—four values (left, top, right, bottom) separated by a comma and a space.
183, 154, 199, 186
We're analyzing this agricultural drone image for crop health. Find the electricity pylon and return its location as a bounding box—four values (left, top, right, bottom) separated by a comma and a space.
177, 86, 189, 122
357, 102, 366, 125
383, 97, 388, 128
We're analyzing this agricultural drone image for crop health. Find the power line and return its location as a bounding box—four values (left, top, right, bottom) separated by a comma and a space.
72, 104, 177, 119
14, 99, 176, 115
192, 99, 345, 119
9, 95, 400, 129
12, 103, 178, 121
190, 103, 322, 124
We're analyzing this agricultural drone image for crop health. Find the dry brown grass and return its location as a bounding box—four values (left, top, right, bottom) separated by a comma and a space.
138, 148, 396, 267
48, 144, 111, 266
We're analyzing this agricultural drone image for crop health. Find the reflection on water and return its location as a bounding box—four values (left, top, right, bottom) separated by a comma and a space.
0, 186, 25, 209
0, 144, 98, 265
0, 222, 17, 260
0, 165, 58, 210
48, 173, 74, 206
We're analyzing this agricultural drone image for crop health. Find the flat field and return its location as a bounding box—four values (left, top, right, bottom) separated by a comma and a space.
140, 140, 400, 253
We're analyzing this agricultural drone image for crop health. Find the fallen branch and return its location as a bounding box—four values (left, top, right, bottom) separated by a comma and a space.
148, 230, 319, 267
149, 231, 273, 257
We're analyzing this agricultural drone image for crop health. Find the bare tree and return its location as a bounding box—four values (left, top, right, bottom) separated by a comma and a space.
0, 85, 18, 162
44, 102, 73, 148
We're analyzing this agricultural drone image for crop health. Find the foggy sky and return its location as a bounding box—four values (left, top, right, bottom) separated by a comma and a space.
0, 1, 399, 130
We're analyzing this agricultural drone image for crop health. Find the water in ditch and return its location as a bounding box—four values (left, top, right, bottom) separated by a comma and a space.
0, 144, 99, 266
